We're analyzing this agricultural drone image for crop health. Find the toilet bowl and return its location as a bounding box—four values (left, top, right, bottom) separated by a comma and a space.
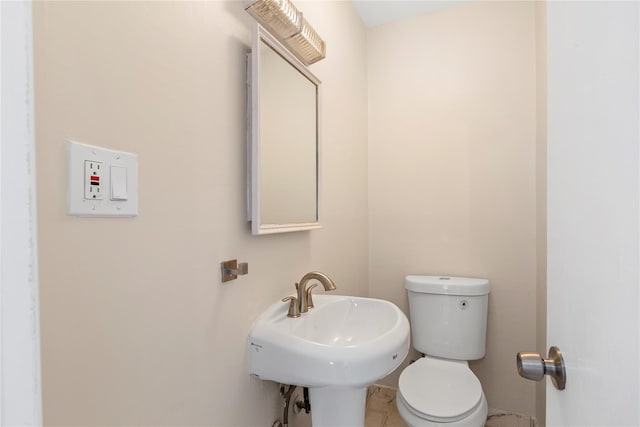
396, 357, 487, 426
396, 276, 490, 427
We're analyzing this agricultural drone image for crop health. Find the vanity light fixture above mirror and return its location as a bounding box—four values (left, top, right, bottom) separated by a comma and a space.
244, 0, 326, 65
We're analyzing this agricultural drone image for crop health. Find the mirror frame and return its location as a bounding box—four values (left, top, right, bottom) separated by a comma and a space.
247, 24, 322, 235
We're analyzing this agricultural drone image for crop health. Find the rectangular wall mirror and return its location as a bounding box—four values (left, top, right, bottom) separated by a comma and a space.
247, 24, 322, 235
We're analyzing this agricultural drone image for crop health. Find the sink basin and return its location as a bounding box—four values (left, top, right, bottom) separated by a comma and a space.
248, 294, 409, 426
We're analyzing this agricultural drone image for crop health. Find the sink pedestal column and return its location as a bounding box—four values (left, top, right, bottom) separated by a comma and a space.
309, 386, 367, 427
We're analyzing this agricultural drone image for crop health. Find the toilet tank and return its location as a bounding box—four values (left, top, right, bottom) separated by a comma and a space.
405, 275, 490, 361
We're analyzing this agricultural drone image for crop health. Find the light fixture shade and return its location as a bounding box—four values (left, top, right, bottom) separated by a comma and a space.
244, 0, 326, 66
245, 0, 301, 39
284, 17, 326, 65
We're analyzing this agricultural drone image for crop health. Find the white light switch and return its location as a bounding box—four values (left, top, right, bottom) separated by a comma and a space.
110, 165, 128, 200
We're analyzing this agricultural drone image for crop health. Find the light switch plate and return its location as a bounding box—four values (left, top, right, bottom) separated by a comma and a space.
68, 141, 138, 217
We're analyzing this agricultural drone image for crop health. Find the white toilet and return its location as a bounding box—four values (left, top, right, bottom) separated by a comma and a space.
396, 275, 490, 427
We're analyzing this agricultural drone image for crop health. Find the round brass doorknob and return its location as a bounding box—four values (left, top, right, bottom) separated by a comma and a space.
516, 346, 566, 390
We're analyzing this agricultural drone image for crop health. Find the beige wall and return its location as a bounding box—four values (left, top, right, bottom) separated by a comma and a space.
367, 0, 538, 417
35, 0, 543, 424
33, 1, 367, 425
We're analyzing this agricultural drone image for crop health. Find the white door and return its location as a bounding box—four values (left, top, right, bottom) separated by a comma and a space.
546, 1, 639, 425
1, 1, 43, 425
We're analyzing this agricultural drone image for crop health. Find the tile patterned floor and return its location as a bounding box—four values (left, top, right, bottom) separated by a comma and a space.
365, 385, 533, 427
365, 385, 406, 427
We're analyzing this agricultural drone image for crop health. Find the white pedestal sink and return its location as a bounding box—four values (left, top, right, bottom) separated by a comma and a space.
248, 294, 410, 427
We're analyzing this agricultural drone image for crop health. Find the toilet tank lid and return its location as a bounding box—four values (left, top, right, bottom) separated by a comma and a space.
405, 275, 490, 296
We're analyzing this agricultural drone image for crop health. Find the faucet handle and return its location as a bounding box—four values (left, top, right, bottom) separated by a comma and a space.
305, 284, 318, 309
281, 296, 300, 318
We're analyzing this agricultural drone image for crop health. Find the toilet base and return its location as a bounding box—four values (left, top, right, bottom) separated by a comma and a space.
396, 391, 488, 427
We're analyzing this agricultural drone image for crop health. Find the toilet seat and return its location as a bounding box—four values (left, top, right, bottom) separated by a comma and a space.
398, 357, 483, 423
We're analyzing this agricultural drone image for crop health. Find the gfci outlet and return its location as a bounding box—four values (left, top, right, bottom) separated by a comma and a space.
84, 160, 104, 199
68, 140, 138, 217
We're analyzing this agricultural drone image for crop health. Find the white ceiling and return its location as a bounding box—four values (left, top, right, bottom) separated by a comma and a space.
352, 0, 471, 27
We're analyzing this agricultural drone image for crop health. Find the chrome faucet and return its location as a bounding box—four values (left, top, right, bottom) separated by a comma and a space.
282, 271, 337, 318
